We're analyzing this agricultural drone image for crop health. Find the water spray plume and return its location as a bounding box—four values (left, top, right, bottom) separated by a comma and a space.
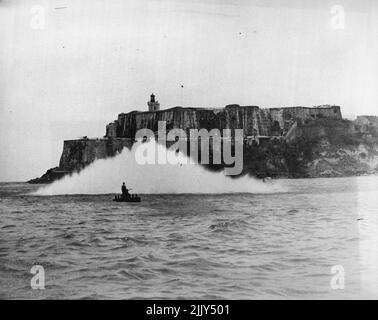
34, 141, 284, 195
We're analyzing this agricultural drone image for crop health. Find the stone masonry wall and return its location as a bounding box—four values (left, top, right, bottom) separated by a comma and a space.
106, 105, 342, 139
59, 138, 133, 171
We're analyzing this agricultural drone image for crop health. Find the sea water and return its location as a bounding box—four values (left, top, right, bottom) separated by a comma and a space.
0, 176, 377, 299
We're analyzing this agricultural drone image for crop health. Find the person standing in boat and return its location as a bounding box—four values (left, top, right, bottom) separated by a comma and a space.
121, 182, 129, 198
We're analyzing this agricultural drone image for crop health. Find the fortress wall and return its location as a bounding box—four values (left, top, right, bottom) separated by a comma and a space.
106, 121, 118, 138
107, 105, 341, 139
266, 106, 341, 131
266, 108, 284, 129
114, 106, 267, 138
356, 116, 378, 127
242, 106, 262, 136
221, 105, 263, 136
259, 109, 275, 136
116, 108, 202, 138
47, 105, 346, 182
309, 106, 342, 119
59, 138, 133, 171
195, 108, 218, 130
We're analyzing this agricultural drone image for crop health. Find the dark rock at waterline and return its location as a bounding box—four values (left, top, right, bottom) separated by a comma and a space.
27, 167, 72, 184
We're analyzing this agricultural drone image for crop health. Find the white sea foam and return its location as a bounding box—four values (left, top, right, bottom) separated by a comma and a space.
34, 140, 284, 195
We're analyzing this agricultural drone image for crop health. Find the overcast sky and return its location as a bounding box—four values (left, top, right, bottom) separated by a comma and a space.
1, 0, 378, 181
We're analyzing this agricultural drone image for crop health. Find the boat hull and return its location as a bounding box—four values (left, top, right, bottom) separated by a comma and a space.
113, 195, 141, 202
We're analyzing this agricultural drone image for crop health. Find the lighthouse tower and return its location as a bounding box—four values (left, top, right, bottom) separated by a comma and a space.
147, 93, 160, 112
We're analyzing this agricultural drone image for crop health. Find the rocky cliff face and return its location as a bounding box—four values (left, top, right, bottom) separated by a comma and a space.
241, 118, 378, 179
286, 119, 378, 177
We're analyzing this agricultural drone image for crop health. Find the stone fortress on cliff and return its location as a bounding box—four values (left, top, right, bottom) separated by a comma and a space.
29, 94, 378, 183
105, 94, 342, 145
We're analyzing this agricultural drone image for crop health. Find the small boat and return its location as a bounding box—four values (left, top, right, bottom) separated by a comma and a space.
113, 194, 141, 202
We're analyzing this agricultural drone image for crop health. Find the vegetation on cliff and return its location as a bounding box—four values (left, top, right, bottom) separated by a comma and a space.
240, 119, 378, 179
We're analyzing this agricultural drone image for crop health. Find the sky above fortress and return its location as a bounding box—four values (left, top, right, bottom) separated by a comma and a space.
1, 0, 378, 181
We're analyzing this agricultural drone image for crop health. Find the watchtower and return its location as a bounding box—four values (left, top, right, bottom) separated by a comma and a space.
147, 93, 160, 112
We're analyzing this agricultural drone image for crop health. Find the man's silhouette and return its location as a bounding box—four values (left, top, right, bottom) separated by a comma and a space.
121, 182, 129, 198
